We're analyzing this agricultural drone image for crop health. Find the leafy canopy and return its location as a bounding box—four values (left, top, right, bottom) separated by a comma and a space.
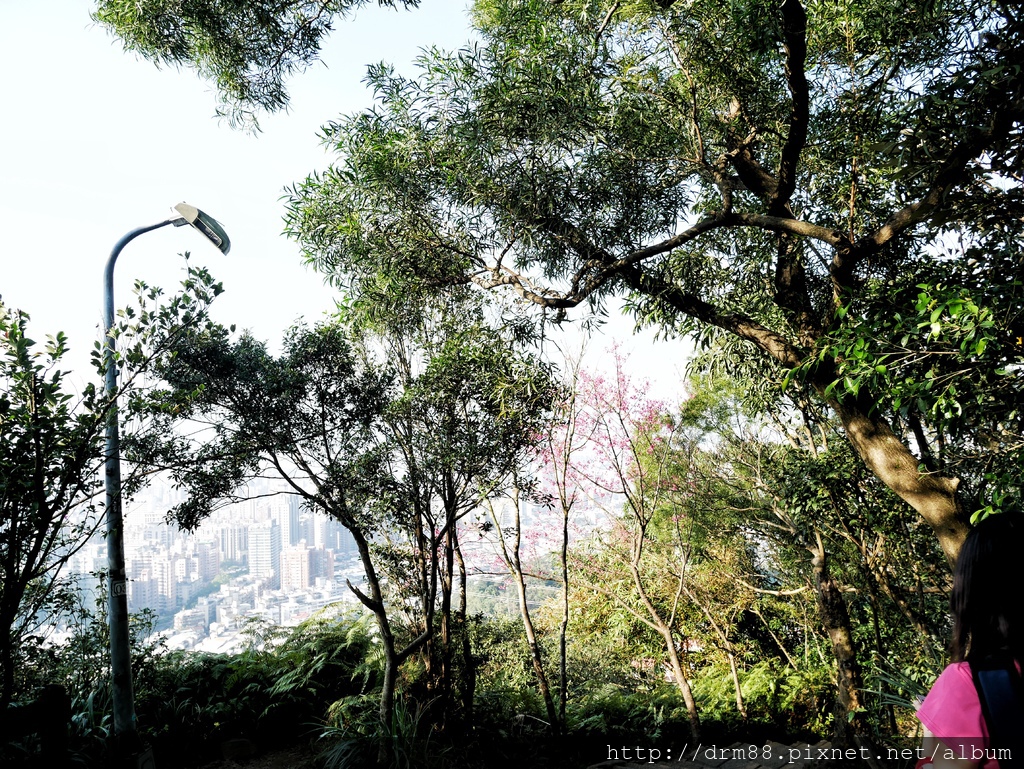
92, 0, 421, 128
94, 0, 1024, 548
279, 0, 1022, 550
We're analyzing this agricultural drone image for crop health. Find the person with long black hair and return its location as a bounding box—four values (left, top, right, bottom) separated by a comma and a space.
917, 511, 1024, 768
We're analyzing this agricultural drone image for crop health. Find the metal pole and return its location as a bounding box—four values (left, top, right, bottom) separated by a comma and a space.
103, 219, 174, 757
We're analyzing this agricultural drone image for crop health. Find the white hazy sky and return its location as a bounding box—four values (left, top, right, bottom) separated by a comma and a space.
0, 0, 691, 398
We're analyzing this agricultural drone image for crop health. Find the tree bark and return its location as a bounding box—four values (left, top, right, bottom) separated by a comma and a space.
829, 396, 968, 562
659, 624, 701, 742
488, 489, 560, 732
558, 498, 570, 726
510, 564, 559, 731
809, 533, 869, 746
453, 533, 476, 724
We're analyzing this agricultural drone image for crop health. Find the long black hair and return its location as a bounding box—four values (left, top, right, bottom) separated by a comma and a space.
951, 511, 1024, 662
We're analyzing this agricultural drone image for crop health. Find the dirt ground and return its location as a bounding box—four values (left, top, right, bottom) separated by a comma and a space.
195, 744, 318, 769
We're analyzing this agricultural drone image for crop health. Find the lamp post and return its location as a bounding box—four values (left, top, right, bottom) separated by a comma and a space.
103, 203, 230, 765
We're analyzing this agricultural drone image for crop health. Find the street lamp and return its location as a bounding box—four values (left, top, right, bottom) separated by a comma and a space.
103, 202, 230, 766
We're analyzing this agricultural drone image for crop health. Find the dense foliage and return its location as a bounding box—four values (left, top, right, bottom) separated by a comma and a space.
278, 0, 1023, 562
92, 0, 421, 129
3, 359, 957, 765
0, 302, 107, 708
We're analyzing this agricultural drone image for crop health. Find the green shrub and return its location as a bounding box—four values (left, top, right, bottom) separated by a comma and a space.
318, 693, 449, 769
134, 608, 375, 764
690, 659, 831, 736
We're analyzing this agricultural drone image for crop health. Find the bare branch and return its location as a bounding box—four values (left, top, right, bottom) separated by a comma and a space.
594, 1, 620, 47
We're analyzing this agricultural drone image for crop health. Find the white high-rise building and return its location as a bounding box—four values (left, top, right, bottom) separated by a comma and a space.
249, 521, 282, 589
219, 524, 248, 564
280, 544, 312, 592
196, 541, 221, 581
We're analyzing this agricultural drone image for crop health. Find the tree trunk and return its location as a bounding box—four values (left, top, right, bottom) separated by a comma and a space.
660, 625, 701, 742
809, 533, 869, 746
380, 646, 399, 730
510, 560, 560, 732
558, 501, 570, 725
830, 397, 968, 562
378, 645, 400, 766
453, 533, 476, 725
342, 521, 415, 752
490, 488, 560, 733
627, 549, 700, 740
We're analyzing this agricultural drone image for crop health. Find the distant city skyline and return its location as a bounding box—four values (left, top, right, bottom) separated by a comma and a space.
61, 470, 614, 653
66, 475, 363, 651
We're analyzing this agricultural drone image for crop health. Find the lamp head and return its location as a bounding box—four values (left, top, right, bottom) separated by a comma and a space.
172, 202, 231, 255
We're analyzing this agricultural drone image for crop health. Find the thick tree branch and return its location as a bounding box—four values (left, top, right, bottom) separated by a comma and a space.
774, 236, 822, 347
733, 213, 842, 245
619, 266, 806, 367
765, 0, 817, 346
469, 210, 840, 311
727, 134, 779, 200
468, 209, 840, 373
824, 393, 967, 563
770, 0, 810, 216
835, 82, 1024, 287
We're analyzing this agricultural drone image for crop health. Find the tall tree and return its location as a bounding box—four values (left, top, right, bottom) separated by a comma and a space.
480, 479, 562, 733
0, 304, 106, 706
281, 0, 1024, 561
536, 349, 589, 728
568, 355, 703, 740
375, 305, 557, 726
677, 374, 950, 743
139, 319, 423, 733
138, 303, 555, 733
0, 269, 221, 708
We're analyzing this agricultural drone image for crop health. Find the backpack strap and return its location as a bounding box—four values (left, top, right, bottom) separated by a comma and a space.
971, 654, 1024, 761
